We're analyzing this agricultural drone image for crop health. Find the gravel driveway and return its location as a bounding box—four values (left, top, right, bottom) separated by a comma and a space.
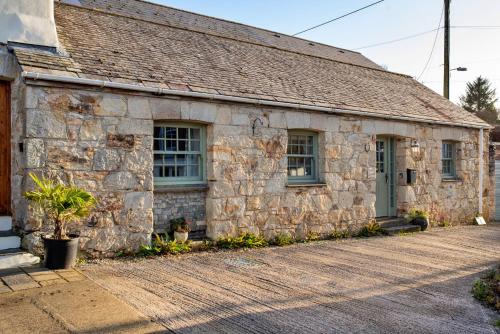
82, 225, 500, 334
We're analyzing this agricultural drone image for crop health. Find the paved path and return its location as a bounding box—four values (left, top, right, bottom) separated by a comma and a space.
0, 268, 165, 333
83, 225, 500, 334
0, 267, 85, 292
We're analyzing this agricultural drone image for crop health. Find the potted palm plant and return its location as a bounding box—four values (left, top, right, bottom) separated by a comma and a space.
405, 209, 430, 231
24, 173, 96, 269
170, 217, 191, 243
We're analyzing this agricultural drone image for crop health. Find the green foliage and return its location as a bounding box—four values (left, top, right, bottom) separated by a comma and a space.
170, 217, 191, 233
494, 319, 500, 327
438, 220, 452, 228
405, 209, 429, 222
357, 222, 385, 238
306, 232, 321, 242
23, 173, 96, 240
472, 279, 489, 301
216, 233, 267, 249
137, 234, 191, 256
272, 233, 295, 246
471, 266, 500, 312
329, 229, 350, 240
460, 76, 498, 124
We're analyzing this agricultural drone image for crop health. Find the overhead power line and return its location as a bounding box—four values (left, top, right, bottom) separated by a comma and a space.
417, 5, 444, 81
352, 25, 500, 51
292, 0, 384, 36
352, 28, 439, 50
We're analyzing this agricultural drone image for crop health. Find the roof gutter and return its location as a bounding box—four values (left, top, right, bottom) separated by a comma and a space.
21, 71, 490, 130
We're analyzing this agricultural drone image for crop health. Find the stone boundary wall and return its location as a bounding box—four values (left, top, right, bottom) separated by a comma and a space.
15, 82, 491, 256
153, 190, 206, 233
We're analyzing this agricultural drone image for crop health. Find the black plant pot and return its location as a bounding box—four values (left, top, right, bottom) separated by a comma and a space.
43, 235, 79, 269
411, 217, 429, 231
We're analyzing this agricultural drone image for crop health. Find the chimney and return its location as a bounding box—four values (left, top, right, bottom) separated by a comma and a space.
0, 0, 58, 48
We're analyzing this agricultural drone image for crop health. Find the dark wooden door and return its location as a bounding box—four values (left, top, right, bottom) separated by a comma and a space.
0, 81, 11, 215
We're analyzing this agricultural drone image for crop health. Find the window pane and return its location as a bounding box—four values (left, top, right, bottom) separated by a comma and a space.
298, 143, 305, 155
178, 140, 188, 151
154, 154, 163, 165
305, 158, 313, 176
165, 154, 175, 165
190, 128, 200, 140
187, 154, 198, 164
165, 166, 175, 177
176, 154, 187, 165
153, 140, 164, 151
154, 127, 164, 138
307, 136, 313, 146
188, 165, 199, 177
165, 127, 176, 139
153, 166, 163, 177
166, 140, 176, 151
177, 165, 186, 177
291, 135, 298, 145
190, 140, 200, 151
178, 128, 188, 139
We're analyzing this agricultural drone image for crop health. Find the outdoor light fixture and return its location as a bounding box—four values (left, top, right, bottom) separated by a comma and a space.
410, 139, 420, 148
450, 67, 467, 72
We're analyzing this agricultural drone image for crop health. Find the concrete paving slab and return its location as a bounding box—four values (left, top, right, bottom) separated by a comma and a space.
83, 225, 500, 334
0, 278, 166, 333
1, 272, 39, 291
39, 278, 67, 287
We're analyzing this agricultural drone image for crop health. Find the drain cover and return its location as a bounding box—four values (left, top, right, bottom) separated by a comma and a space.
224, 257, 267, 268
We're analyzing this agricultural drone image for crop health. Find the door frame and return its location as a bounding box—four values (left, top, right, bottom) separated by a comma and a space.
0, 80, 11, 215
375, 136, 396, 218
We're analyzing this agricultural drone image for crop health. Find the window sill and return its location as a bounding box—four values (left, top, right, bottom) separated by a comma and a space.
286, 183, 327, 188
154, 184, 208, 193
441, 178, 462, 183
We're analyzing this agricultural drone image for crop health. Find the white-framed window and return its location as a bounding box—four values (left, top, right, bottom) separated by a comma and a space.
442, 141, 456, 178
287, 130, 318, 184
153, 122, 206, 185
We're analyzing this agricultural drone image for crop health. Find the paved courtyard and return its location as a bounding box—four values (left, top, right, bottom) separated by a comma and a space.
83, 225, 500, 334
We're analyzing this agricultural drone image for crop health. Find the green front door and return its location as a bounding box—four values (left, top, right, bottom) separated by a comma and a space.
375, 137, 395, 217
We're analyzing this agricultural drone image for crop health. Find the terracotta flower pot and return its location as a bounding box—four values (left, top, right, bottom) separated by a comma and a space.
174, 231, 189, 243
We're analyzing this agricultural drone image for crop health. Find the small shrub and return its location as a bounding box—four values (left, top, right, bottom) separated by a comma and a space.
472, 279, 489, 301
438, 220, 452, 227
357, 222, 385, 238
170, 217, 191, 233
494, 319, 500, 327
329, 229, 350, 240
471, 266, 500, 312
216, 233, 267, 249
137, 234, 191, 256
405, 209, 429, 223
198, 240, 217, 251
137, 244, 161, 257
306, 232, 321, 242
272, 233, 295, 246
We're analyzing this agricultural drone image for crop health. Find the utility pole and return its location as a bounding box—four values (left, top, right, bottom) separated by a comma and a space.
443, 0, 450, 99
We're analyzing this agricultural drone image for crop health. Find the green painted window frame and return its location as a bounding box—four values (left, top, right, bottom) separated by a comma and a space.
287, 130, 319, 184
442, 141, 456, 178
153, 122, 206, 186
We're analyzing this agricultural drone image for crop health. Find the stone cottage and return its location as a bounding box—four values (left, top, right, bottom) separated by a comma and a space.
0, 0, 494, 256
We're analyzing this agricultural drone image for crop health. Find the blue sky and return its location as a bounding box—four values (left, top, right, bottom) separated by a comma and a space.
149, 0, 500, 106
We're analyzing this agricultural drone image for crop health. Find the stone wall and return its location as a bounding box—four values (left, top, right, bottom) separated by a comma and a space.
19, 85, 154, 257
15, 82, 492, 256
153, 190, 206, 233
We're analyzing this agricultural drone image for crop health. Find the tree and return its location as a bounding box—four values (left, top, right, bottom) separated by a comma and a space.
460, 76, 498, 124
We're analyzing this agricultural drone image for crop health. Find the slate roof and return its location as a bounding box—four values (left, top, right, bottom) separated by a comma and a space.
14, 0, 489, 128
